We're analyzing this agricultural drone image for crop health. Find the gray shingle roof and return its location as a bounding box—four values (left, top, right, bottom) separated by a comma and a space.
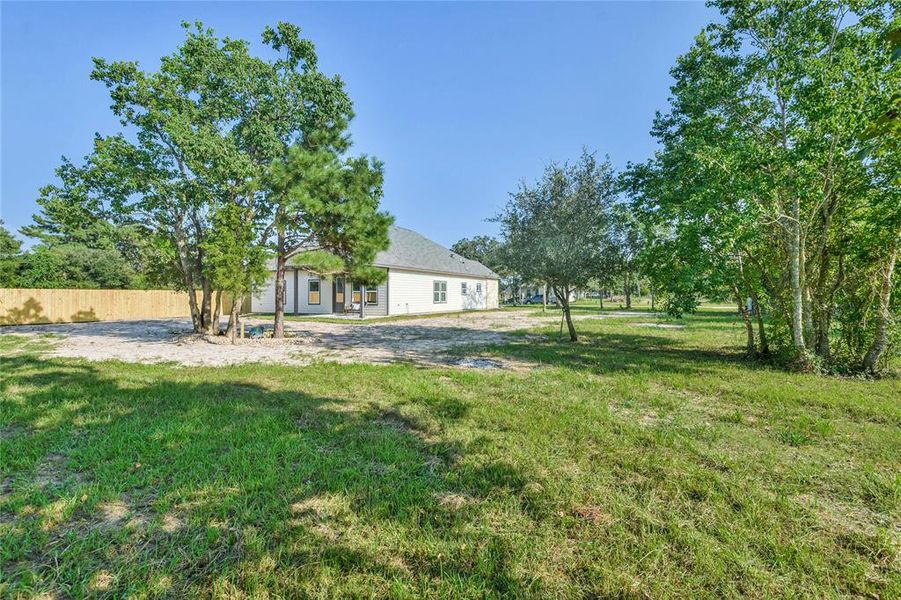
374, 226, 499, 279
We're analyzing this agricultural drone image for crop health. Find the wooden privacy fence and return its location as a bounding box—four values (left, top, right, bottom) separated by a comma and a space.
0, 288, 248, 326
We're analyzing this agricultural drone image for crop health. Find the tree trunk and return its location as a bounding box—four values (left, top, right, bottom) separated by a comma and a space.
211, 290, 223, 335
542, 284, 547, 313
734, 286, 755, 355
813, 254, 831, 360
801, 240, 814, 346
228, 298, 240, 344
788, 202, 806, 352
225, 304, 237, 339
624, 270, 632, 309
200, 278, 213, 333
650, 288, 656, 311
598, 290, 603, 309
749, 288, 769, 355
815, 307, 831, 360
185, 287, 201, 332
273, 231, 287, 339
862, 233, 899, 373
556, 286, 578, 342
174, 221, 202, 333
816, 253, 844, 360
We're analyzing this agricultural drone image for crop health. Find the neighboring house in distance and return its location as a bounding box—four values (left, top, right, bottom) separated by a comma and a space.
252, 226, 500, 316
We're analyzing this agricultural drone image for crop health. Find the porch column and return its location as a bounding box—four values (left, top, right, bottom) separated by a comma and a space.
293, 269, 299, 315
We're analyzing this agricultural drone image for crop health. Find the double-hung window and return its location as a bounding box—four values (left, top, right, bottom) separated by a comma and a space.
476, 283, 482, 294
433, 280, 447, 303
461, 282, 468, 295
351, 282, 378, 305
308, 279, 321, 305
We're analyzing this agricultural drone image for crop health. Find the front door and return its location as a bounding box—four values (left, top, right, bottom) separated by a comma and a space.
333, 277, 346, 313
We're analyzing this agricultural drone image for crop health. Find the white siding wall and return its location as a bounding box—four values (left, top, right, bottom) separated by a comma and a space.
252, 271, 298, 313
252, 274, 279, 313
253, 268, 500, 315
387, 269, 497, 315
486, 279, 499, 309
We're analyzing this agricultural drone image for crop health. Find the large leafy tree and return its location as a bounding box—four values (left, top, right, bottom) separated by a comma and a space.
30, 22, 391, 335
630, 1, 900, 372
495, 151, 619, 341
450, 236, 502, 271
22, 150, 161, 289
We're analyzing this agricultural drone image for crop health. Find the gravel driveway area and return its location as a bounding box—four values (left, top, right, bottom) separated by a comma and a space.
2, 310, 655, 368
1, 310, 549, 368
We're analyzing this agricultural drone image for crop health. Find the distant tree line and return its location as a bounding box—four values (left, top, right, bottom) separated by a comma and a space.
0, 219, 148, 289
452, 1, 898, 373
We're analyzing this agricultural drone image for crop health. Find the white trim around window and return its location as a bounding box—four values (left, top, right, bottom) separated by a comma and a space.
433, 280, 447, 303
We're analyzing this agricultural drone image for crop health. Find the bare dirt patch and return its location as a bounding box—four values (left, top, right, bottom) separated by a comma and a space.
454, 357, 505, 369
98, 499, 131, 528
1, 311, 554, 367
434, 492, 475, 511
3, 309, 654, 368
1, 424, 29, 441
160, 512, 183, 533
33, 453, 81, 489
573, 504, 616, 527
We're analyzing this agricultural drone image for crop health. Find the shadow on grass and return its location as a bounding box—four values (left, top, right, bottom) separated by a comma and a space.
483, 330, 760, 376
0, 355, 533, 597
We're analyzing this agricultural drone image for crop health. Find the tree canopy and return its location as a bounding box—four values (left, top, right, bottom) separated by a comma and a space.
627, 0, 900, 372
450, 235, 505, 278
21, 21, 392, 336
494, 151, 619, 341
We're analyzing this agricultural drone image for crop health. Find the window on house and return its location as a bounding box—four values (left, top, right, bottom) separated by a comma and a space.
476, 283, 482, 294
461, 282, 468, 295
365, 288, 378, 305
433, 280, 447, 303
308, 279, 320, 305
352, 282, 361, 304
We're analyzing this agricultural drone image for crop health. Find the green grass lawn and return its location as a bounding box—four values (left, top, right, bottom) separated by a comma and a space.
1, 309, 898, 598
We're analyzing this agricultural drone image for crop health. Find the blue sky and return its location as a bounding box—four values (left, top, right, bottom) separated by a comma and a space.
1, 1, 714, 248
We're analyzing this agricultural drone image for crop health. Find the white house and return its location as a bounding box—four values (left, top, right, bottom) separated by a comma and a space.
251, 226, 500, 316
